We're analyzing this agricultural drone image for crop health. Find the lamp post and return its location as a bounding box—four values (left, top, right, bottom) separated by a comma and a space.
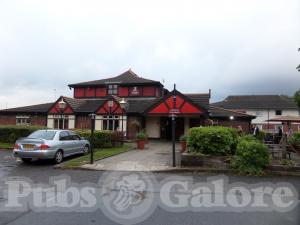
58, 98, 66, 129
119, 98, 129, 142
89, 113, 96, 164
108, 100, 113, 130
171, 85, 177, 167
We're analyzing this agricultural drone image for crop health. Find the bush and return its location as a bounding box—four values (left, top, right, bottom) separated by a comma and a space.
75, 130, 114, 148
188, 126, 238, 155
179, 135, 188, 142
0, 126, 42, 143
256, 131, 265, 142
136, 131, 146, 140
239, 134, 258, 142
288, 132, 300, 146
227, 127, 239, 154
231, 139, 270, 175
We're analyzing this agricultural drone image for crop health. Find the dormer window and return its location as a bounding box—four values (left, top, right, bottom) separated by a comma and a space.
108, 84, 118, 95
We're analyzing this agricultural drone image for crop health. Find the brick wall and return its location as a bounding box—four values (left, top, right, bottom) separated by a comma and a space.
0, 115, 16, 125
216, 119, 251, 133
31, 115, 47, 126
256, 123, 300, 133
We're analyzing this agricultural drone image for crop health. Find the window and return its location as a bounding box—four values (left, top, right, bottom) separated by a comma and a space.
275, 125, 283, 132
255, 111, 263, 117
16, 115, 31, 125
108, 84, 118, 95
275, 110, 282, 116
59, 131, 70, 141
102, 115, 120, 131
68, 131, 81, 140
53, 115, 69, 129
28, 130, 57, 140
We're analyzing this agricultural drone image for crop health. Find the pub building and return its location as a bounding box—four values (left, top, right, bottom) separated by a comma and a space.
0, 70, 255, 139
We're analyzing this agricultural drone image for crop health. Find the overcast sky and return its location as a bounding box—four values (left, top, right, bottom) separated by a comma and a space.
0, 0, 299, 109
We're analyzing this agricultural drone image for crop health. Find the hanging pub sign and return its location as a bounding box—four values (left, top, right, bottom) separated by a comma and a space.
129, 86, 142, 96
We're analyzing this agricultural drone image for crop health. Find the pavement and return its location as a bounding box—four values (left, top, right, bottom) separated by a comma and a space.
0, 150, 299, 225
81, 141, 182, 171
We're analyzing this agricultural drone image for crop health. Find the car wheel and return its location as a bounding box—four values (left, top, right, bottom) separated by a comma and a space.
21, 158, 32, 163
54, 150, 64, 164
83, 145, 90, 155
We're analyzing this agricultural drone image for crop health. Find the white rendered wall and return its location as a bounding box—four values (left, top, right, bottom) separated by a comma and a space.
146, 117, 160, 138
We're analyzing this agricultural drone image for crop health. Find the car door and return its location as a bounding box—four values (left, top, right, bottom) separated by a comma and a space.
59, 131, 74, 156
69, 132, 83, 154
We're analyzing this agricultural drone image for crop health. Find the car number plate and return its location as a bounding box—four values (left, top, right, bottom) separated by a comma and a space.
22, 144, 35, 150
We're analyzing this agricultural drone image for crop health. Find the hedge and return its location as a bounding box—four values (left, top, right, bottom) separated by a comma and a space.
188, 126, 238, 155
0, 126, 119, 149
231, 139, 270, 175
75, 130, 123, 148
0, 126, 42, 143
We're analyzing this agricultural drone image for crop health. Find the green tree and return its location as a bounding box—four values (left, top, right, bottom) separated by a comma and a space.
294, 90, 300, 108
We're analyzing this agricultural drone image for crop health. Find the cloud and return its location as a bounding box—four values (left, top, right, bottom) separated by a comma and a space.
0, 0, 299, 108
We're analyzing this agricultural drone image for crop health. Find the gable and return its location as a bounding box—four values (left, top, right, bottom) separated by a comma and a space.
48, 98, 74, 114
147, 91, 206, 115
96, 99, 124, 115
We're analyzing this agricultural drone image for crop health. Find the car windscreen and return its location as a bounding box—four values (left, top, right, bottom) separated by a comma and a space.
27, 130, 57, 140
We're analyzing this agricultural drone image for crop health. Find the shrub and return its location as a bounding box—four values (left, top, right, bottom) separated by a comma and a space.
255, 131, 265, 142
136, 131, 146, 140
288, 132, 300, 146
231, 139, 270, 175
227, 127, 239, 154
179, 135, 188, 142
75, 130, 114, 148
239, 134, 258, 142
0, 126, 42, 143
188, 126, 238, 155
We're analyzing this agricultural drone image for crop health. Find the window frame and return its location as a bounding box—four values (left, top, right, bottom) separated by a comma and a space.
107, 84, 118, 95
16, 115, 31, 125
275, 124, 283, 132
59, 131, 70, 141
255, 111, 263, 117
102, 115, 120, 131
275, 110, 282, 116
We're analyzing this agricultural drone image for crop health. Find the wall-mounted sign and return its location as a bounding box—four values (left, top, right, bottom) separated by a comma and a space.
169, 108, 180, 114
129, 86, 142, 96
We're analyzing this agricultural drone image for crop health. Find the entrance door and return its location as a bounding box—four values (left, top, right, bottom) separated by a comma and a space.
160, 117, 184, 140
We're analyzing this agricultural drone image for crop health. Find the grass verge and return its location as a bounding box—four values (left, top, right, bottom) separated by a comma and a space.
62, 144, 132, 168
0, 143, 13, 150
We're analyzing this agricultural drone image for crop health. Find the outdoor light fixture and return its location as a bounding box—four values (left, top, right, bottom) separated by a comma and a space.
58, 98, 66, 129
119, 98, 128, 110
58, 98, 66, 111
230, 116, 234, 120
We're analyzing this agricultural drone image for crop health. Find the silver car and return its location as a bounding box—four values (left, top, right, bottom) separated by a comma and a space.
13, 129, 90, 164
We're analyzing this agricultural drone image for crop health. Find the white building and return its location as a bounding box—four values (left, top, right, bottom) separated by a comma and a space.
213, 95, 300, 133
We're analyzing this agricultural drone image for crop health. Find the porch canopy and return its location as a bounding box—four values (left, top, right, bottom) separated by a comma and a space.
267, 115, 300, 128
144, 89, 208, 117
